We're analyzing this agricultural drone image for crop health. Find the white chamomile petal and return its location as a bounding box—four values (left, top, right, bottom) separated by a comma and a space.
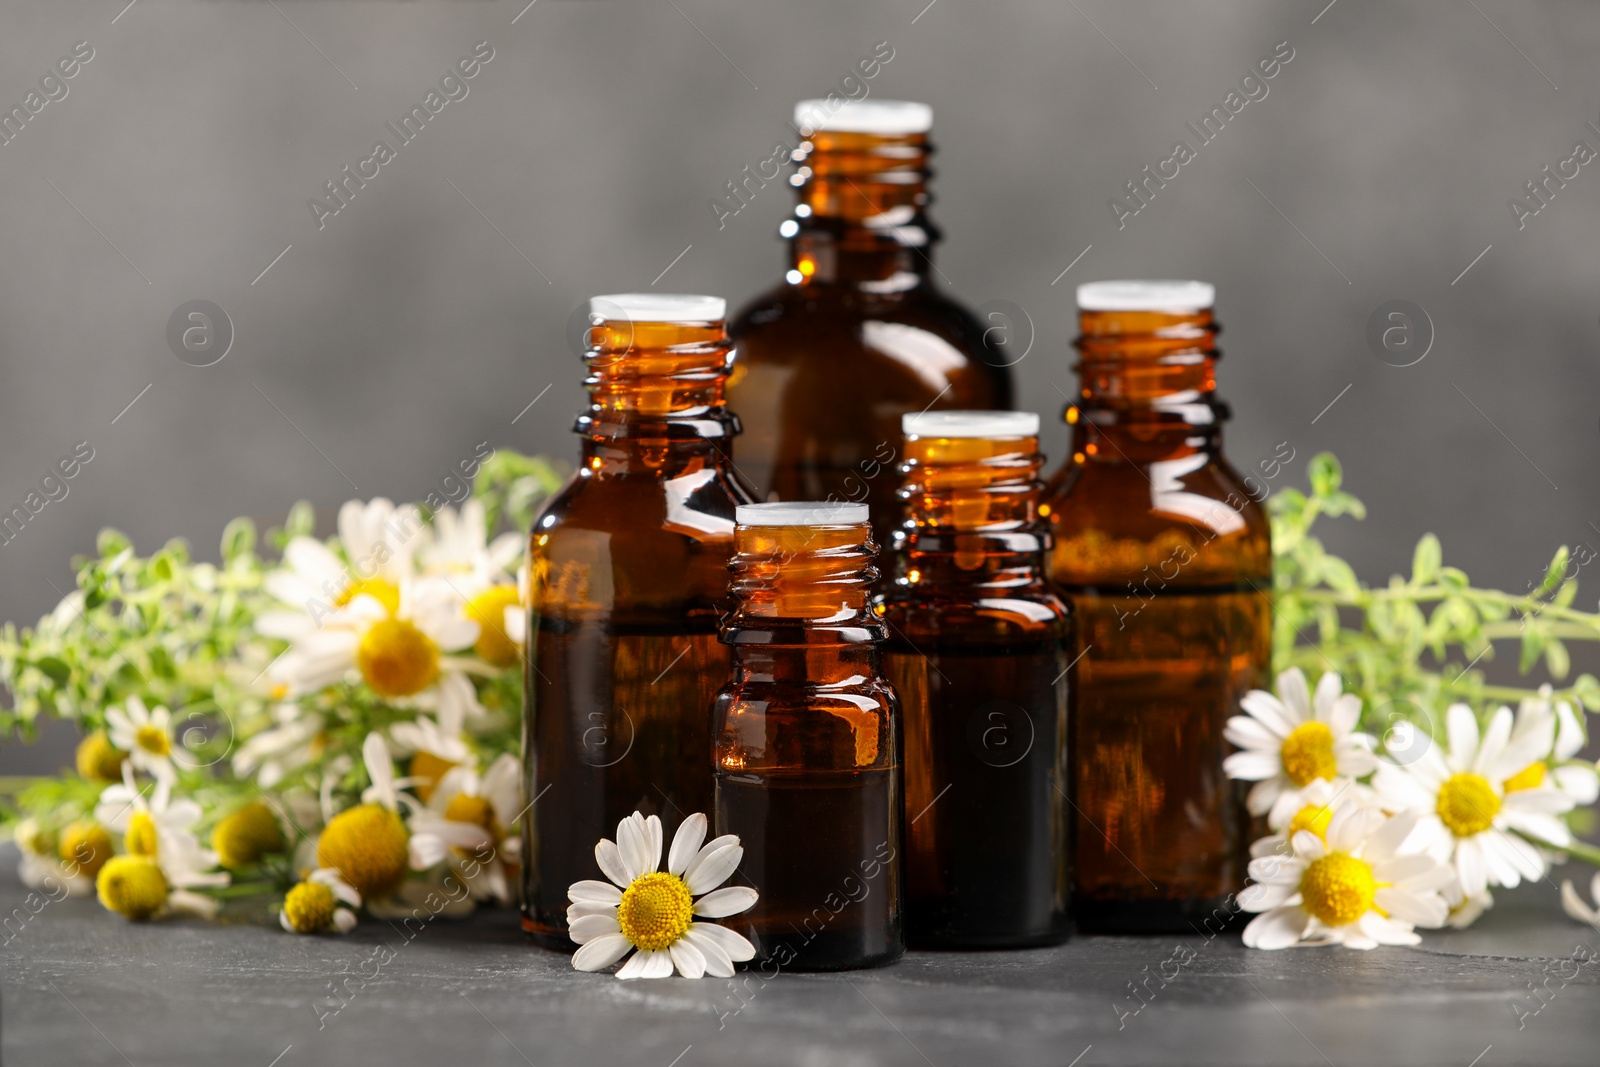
669, 939, 707, 979
685, 843, 743, 896
1445, 704, 1480, 772
595, 839, 630, 889
569, 913, 622, 945
686, 921, 756, 963
568, 880, 623, 905
668, 813, 708, 876
1242, 905, 1312, 950
693, 886, 759, 918
573, 934, 634, 972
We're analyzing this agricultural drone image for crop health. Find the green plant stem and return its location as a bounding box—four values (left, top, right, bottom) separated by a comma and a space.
209, 881, 279, 900
1298, 587, 1600, 628
1541, 837, 1600, 870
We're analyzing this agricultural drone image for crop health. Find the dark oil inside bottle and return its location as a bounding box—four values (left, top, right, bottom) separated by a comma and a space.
521, 305, 754, 948
716, 769, 901, 971
1061, 583, 1264, 932
524, 620, 725, 946
885, 639, 1069, 947
1044, 292, 1270, 934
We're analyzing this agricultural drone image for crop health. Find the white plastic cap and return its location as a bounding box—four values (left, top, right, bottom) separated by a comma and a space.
1076, 280, 1215, 312
736, 502, 869, 527
793, 99, 932, 136
588, 293, 726, 324
902, 410, 1040, 438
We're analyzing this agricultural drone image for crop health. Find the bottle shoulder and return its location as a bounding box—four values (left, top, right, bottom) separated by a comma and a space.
875, 588, 1071, 647
728, 282, 1012, 400
1044, 452, 1271, 586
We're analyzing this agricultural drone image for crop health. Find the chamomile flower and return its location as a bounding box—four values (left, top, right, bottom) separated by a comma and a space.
389, 704, 473, 802
408, 754, 522, 904
1225, 669, 1379, 827
13, 818, 97, 897
95, 843, 229, 922
1239, 805, 1450, 949
314, 734, 415, 902
567, 812, 758, 980
232, 702, 325, 789
268, 578, 483, 726
1561, 871, 1600, 931
1248, 778, 1375, 857
95, 764, 213, 867
421, 499, 522, 594
104, 696, 177, 784
1373, 704, 1574, 898
257, 499, 429, 644
1505, 686, 1598, 807
280, 868, 361, 934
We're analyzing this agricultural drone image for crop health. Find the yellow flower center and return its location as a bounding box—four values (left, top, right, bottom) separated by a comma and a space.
444, 793, 498, 836
283, 881, 339, 933
1437, 773, 1501, 837
409, 751, 458, 803
337, 577, 402, 616
357, 618, 440, 697
317, 804, 410, 900
1299, 852, 1377, 927
59, 820, 114, 880
212, 802, 286, 869
76, 731, 128, 781
134, 724, 171, 757
96, 855, 169, 920
616, 871, 694, 951
125, 811, 160, 857
1280, 721, 1338, 787
1503, 761, 1548, 793
466, 585, 523, 667
1288, 803, 1335, 841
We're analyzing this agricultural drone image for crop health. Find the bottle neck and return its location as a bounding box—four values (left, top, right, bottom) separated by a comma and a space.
723, 522, 883, 646
895, 434, 1050, 591
785, 129, 937, 287
1066, 307, 1227, 465
574, 319, 739, 473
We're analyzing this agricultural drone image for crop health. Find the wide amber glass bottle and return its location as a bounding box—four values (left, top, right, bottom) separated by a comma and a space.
727, 99, 1013, 550
521, 294, 756, 948
713, 501, 904, 971
876, 411, 1071, 948
1043, 281, 1270, 932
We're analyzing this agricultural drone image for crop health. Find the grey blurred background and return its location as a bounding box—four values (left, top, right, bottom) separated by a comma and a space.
1, 0, 1597, 771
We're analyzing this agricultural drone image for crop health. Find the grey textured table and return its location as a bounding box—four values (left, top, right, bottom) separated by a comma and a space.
2, 845, 1596, 1067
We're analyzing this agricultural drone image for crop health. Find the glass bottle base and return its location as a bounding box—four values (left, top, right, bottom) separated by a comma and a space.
906, 923, 1071, 951
1073, 897, 1243, 935
748, 926, 906, 973
521, 913, 577, 953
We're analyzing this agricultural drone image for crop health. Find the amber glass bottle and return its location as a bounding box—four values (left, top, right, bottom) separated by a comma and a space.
713, 501, 904, 971
727, 99, 1013, 550
521, 294, 756, 948
1043, 281, 1270, 933
876, 411, 1071, 948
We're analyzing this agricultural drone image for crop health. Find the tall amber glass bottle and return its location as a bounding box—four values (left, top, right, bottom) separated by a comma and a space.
1043, 281, 1270, 932
727, 99, 1013, 551
876, 411, 1071, 948
713, 502, 904, 971
521, 294, 756, 948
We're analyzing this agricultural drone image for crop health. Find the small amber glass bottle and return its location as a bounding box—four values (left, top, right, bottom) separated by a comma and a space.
713, 501, 904, 971
1043, 281, 1270, 933
728, 99, 1012, 551
521, 294, 756, 948
876, 411, 1071, 948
